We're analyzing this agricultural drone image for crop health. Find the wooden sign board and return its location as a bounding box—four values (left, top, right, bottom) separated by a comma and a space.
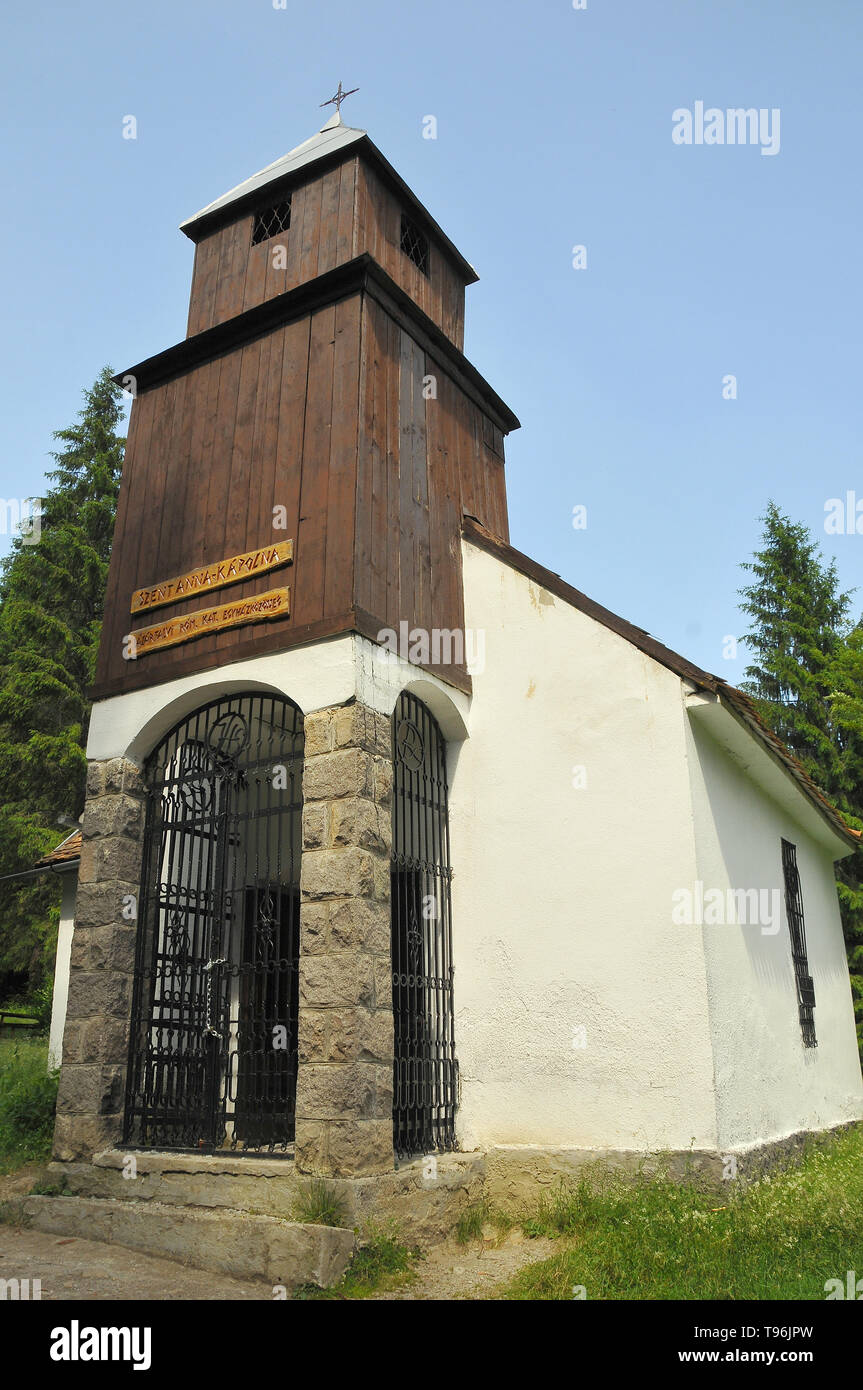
130, 587, 290, 657
131, 541, 293, 614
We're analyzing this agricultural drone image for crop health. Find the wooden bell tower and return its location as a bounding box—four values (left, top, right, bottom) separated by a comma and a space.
93, 108, 519, 700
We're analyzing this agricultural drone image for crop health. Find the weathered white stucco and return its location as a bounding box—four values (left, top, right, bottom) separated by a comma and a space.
452, 539, 718, 1152
685, 711, 863, 1149
452, 538, 862, 1154
85, 634, 467, 763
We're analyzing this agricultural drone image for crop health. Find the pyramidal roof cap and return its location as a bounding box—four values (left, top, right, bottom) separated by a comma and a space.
179, 112, 478, 282
180, 112, 365, 235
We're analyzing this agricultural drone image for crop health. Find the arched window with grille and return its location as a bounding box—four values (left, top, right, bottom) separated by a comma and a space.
390, 690, 457, 1155
123, 692, 303, 1155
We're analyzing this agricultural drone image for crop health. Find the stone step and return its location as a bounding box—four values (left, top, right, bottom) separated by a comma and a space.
56, 1154, 302, 1222
51, 1149, 486, 1243
10, 1195, 355, 1290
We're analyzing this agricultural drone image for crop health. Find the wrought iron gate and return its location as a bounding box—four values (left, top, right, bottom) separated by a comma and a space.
123, 693, 303, 1154
391, 691, 457, 1155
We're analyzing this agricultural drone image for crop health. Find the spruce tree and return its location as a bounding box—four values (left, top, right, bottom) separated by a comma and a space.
822, 625, 863, 1052
0, 367, 125, 984
738, 501, 853, 790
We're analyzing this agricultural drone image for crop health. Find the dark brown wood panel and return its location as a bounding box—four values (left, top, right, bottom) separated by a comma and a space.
355, 295, 386, 618
243, 237, 270, 315
180, 357, 220, 575
213, 338, 261, 657
426, 355, 462, 643
159, 371, 196, 607
185, 154, 465, 348
384, 313, 400, 631
187, 165, 359, 336
337, 159, 357, 264
324, 297, 360, 616
135, 374, 180, 620
95, 228, 510, 700
316, 167, 342, 277
356, 163, 465, 349
348, 298, 504, 689
290, 306, 333, 628
96, 321, 314, 692
94, 385, 154, 680
270, 315, 312, 610
186, 232, 221, 337
214, 217, 254, 325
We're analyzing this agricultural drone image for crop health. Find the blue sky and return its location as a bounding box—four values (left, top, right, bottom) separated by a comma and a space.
1, 0, 860, 682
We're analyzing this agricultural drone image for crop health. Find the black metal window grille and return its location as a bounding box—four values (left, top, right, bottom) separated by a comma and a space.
781, 838, 817, 1048
391, 691, 456, 1156
252, 198, 292, 245
399, 213, 429, 276
123, 693, 303, 1155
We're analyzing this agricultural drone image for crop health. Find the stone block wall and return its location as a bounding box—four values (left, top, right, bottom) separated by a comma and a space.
53, 757, 145, 1161
295, 701, 396, 1176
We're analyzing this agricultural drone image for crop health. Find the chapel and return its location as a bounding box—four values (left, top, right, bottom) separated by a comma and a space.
41, 108, 862, 1267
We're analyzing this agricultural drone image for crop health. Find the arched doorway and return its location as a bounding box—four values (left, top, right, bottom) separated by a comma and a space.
123, 692, 303, 1154
391, 690, 457, 1155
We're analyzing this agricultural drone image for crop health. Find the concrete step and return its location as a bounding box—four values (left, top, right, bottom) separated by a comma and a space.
9, 1195, 355, 1290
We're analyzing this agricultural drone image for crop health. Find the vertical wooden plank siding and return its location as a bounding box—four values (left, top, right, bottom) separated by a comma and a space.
94, 142, 515, 699
185, 155, 467, 345
293, 304, 336, 628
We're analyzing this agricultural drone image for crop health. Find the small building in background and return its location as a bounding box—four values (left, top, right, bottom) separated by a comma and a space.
36, 831, 80, 1070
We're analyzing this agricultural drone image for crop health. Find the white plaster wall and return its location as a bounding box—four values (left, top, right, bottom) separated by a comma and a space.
87, 636, 358, 763
686, 717, 863, 1150
48, 871, 77, 1071
87, 633, 470, 764
453, 540, 719, 1152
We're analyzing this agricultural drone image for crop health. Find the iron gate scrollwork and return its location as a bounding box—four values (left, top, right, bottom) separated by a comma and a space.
391, 691, 457, 1155
123, 693, 303, 1154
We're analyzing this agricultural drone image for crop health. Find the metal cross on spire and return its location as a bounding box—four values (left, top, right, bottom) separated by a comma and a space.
320, 81, 359, 116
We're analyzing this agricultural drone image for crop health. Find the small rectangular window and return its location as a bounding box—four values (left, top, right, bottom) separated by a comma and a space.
400, 213, 429, 276
252, 198, 292, 245
781, 839, 817, 1047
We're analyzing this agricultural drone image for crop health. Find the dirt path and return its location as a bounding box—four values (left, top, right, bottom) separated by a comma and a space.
0, 1225, 275, 1300
0, 1221, 554, 1301
370, 1230, 556, 1300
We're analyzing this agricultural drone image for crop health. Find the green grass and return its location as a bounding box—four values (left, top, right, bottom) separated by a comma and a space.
455, 1198, 514, 1246
294, 1222, 421, 1300
292, 1178, 348, 1228
0, 1036, 58, 1171
28, 1175, 67, 1197
494, 1125, 863, 1300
